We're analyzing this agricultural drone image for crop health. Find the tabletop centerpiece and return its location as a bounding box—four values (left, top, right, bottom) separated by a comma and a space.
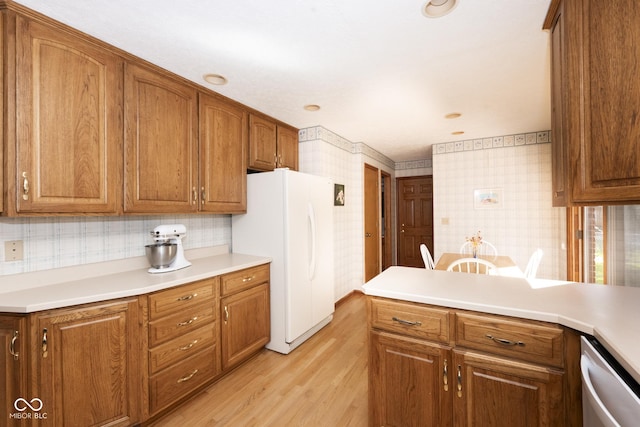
466, 230, 483, 258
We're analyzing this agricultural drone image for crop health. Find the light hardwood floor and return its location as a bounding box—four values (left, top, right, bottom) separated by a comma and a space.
151, 292, 368, 426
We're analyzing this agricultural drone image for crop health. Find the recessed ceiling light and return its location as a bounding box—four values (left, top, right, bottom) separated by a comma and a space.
452, 131, 465, 135
445, 112, 462, 119
422, 0, 458, 18
203, 74, 228, 85
304, 104, 321, 112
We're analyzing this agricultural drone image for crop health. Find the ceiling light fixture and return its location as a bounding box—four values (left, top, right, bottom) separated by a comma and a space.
452, 131, 465, 135
445, 112, 462, 119
422, 0, 458, 18
304, 104, 321, 112
203, 73, 228, 85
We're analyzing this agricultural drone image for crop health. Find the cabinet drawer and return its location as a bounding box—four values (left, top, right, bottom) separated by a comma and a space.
148, 278, 216, 320
221, 264, 269, 296
369, 297, 451, 343
149, 349, 218, 414
149, 323, 217, 374
455, 312, 564, 368
149, 303, 215, 346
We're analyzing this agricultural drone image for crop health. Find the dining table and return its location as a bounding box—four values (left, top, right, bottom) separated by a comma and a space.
434, 252, 524, 277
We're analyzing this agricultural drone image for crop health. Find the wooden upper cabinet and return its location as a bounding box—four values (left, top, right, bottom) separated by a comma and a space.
545, 0, 640, 204
277, 125, 299, 171
124, 63, 198, 213
199, 93, 247, 213
248, 114, 299, 171
13, 16, 123, 214
248, 114, 278, 171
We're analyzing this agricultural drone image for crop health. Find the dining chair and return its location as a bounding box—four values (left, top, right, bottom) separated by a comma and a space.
524, 248, 544, 279
460, 240, 498, 259
419, 244, 435, 269
447, 257, 498, 275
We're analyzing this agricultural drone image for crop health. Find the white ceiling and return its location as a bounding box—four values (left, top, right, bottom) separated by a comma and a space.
15, 0, 552, 162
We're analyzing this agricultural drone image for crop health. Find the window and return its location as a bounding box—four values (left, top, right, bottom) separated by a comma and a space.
583, 205, 640, 286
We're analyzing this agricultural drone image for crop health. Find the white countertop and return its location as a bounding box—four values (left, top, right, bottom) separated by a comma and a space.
0, 245, 271, 313
362, 266, 640, 384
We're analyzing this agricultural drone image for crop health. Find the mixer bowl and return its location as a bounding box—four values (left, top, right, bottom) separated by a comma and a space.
145, 242, 177, 269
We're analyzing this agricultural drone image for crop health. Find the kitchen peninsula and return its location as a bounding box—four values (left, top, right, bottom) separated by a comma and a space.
363, 266, 640, 426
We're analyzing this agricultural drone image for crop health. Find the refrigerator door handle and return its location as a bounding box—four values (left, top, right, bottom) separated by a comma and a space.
308, 202, 317, 280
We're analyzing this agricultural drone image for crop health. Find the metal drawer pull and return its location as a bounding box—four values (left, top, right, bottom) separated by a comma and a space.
42, 328, 48, 358
177, 369, 199, 383
456, 365, 462, 398
178, 340, 198, 351
242, 276, 255, 283
392, 316, 422, 327
10, 330, 19, 360
177, 316, 198, 327
485, 334, 525, 347
224, 306, 229, 322
443, 359, 449, 392
177, 293, 197, 301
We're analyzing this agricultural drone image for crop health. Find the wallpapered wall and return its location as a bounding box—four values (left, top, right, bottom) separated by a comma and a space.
298, 126, 395, 300
432, 131, 567, 280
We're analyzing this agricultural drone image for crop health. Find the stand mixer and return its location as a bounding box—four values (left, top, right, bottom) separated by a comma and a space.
147, 224, 191, 273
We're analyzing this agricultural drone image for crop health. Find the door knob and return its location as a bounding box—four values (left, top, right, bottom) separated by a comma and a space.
365, 233, 372, 237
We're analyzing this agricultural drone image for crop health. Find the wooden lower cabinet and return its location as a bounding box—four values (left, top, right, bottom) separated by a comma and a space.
0, 315, 26, 427
221, 281, 270, 370
369, 330, 452, 427
453, 350, 564, 426
30, 298, 141, 427
367, 297, 580, 427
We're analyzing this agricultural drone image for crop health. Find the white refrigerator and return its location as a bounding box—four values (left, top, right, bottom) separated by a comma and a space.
232, 169, 335, 354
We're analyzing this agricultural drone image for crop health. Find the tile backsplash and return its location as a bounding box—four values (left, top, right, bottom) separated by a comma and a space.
0, 215, 230, 277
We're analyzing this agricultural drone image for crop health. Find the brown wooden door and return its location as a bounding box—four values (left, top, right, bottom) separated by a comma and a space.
453, 350, 564, 427
199, 93, 247, 213
32, 299, 141, 426
124, 63, 198, 213
0, 316, 26, 426
397, 176, 433, 267
248, 114, 277, 171
221, 283, 270, 370
370, 330, 453, 427
15, 16, 122, 214
276, 125, 299, 170
364, 164, 380, 282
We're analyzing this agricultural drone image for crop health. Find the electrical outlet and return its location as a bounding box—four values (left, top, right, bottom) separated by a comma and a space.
5, 240, 24, 261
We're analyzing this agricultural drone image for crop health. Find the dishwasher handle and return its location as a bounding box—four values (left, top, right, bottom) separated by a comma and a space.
581, 353, 621, 427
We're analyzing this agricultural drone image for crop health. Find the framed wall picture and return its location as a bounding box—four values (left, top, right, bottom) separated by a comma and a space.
334, 184, 345, 206
474, 188, 502, 209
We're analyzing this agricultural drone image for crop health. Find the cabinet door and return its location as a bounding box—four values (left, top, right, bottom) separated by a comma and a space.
0, 316, 26, 427
220, 283, 270, 370
369, 330, 453, 427
124, 63, 198, 212
248, 114, 277, 171
549, 2, 567, 207
570, 0, 640, 203
277, 125, 299, 171
199, 93, 247, 213
14, 16, 122, 214
453, 350, 563, 427
31, 299, 141, 426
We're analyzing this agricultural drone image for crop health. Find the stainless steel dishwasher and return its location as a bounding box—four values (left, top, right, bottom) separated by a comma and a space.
581, 336, 640, 426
